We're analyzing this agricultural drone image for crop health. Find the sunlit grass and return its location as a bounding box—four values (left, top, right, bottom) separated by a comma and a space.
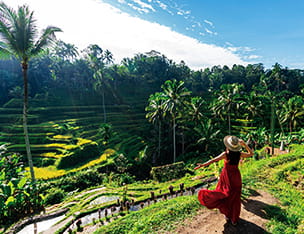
31, 138, 93, 151
31, 166, 66, 179
53, 135, 72, 140
95, 195, 201, 234
76, 138, 92, 146
39, 152, 64, 158
34, 143, 76, 150
28, 148, 116, 179
241, 144, 304, 233
70, 149, 116, 172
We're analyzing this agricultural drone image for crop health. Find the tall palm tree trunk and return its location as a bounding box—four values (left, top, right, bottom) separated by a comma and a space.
270, 102, 275, 155
22, 62, 36, 183
173, 117, 176, 163
158, 121, 161, 162
181, 131, 185, 155
102, 88, 106, 123
289, 120, 293, 133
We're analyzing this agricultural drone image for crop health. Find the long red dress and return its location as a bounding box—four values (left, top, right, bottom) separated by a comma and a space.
198, 160, 242, 223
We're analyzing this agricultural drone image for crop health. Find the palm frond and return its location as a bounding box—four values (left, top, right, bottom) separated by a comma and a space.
31, 26, 62, 56
0, 2, 17, 26
0, 3, 17, 54
0, 41, 12, 59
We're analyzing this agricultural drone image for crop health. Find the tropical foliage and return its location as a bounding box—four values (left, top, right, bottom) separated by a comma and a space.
0, 145, 44, 225
1, 2, 304, 231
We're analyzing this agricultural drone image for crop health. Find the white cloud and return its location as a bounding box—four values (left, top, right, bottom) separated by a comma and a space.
177, 9, 191, 16
205, 28, 217, 35
227, 47, 238, 52
4, 0, 246, 69
128, 3, 149, 14
225, 42, 234, 47
227, 46, 255, 53
131, 0, 155, 12
246, 55, 261, 59
156, 0, 167, 10
204, 19, 214, 27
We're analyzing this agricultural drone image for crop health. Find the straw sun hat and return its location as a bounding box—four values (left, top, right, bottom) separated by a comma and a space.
223, 135, 241, 152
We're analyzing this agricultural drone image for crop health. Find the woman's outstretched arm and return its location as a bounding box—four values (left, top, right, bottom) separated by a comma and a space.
195, 151, 226, 170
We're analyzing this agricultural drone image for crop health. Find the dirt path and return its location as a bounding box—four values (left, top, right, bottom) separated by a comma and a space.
171, 190, 278, 234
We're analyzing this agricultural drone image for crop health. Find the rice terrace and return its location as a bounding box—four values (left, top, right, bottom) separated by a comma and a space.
0, 0, 304, 233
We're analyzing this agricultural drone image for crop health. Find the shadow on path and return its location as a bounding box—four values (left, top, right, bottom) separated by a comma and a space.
223, 218, 269, 234
242, 198, 269, 219
242, 197, 287, 223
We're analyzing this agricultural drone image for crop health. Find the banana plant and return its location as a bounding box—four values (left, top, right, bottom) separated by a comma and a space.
0, 150, 44, 224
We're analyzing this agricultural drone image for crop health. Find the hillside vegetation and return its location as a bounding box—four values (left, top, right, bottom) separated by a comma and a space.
94, 145, 304, 234
1, 31, 304, 232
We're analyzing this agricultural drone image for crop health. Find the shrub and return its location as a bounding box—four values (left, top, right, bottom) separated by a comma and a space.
74, 169, 103, 190
56, 176, 76, 192
44, 168, 104, 193
0, 151, 44, 225
118, 172, 135, 185
150, 161, 187, 182
44, 188, 65, 205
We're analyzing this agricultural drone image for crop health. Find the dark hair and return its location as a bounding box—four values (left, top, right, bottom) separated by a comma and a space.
226, 150, 241, 165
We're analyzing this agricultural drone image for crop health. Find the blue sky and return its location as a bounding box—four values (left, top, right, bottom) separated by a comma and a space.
5, 0, 304, 70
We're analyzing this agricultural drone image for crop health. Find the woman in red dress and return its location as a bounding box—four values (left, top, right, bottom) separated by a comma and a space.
195, 136, 253, 225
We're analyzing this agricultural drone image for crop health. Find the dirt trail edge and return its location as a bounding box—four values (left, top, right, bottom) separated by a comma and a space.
170, 189, 278, 234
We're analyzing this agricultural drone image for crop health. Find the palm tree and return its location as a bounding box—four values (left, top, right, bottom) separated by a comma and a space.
103, 49, 113, 65
243, 91, 264, 127
145, 92, 165, 164
53, 40, 79, 61
188, 96, 206, 125
161, 79, 191, 163
0, 3, 61, 182
180, 96, 207, 155
195, 119, 220, 152
83, 44, 114, 123
212, 83, 244, 135
278, 95, 304, 133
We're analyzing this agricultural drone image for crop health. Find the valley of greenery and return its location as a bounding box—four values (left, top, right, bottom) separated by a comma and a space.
0, 2, 304, 234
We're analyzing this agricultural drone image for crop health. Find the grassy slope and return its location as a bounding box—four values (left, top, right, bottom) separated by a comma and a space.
241, 145, 304, 234
95, 196, 201, 234
94, 145, 304, 234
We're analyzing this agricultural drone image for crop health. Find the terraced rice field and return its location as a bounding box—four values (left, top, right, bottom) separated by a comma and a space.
0, 98, 149, 177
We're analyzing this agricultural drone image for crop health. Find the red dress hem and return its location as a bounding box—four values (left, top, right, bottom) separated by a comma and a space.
198, 162, 242, 223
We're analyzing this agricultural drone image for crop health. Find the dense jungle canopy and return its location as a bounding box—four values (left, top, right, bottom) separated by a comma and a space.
1, 43, 304, 166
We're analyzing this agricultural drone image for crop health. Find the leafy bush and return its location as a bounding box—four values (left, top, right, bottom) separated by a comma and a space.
74, 169, 103, 190
44, 188, 65, 205
101, 172, 135, 187
41, 168, 104, 194
0, 149, 44, 226
54, 176, 76, 192
150, 161, 188, 182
